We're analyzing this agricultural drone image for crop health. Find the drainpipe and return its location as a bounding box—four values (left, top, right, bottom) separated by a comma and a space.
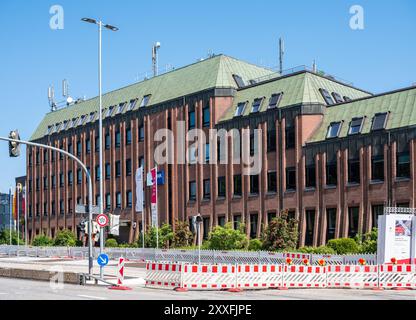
278, 109, 284, 212
387, 132, 393, 207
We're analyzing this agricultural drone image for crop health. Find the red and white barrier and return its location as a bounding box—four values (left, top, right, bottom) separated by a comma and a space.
379, 264, 416, 289
282, 265, 326, 288
181, 264, 236, 290
237, 265, 283, 289
145, 262, 183, 289
327, 265, 379, 288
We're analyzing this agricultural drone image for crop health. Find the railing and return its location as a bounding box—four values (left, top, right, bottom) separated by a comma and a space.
0, 245, 377, 265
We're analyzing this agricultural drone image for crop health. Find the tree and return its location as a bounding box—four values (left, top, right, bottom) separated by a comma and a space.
138, 224, 174, 249
355, 228, 378, 253
32, 234, 53, 247
262, 210, 299, 251
207, 223, 248, 250
172, 220, 193, 248
53, 229, 77, 247
0, 229, 23, 245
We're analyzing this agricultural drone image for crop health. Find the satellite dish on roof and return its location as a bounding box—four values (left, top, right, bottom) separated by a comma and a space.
66, 96, 74, 105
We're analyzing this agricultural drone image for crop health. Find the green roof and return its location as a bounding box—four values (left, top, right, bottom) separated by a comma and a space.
307, 86, 416, 143
30, 54, 275, 141
219, 72, 371, 122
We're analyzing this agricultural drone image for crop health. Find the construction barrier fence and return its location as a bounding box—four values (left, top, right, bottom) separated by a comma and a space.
145, 262, 416, 291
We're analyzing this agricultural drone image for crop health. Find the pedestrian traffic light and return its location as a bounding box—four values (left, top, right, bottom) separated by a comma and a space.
8, 130, 21, 158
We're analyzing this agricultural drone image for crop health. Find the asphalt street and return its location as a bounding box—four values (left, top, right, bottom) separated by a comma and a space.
0, 277, 415, 300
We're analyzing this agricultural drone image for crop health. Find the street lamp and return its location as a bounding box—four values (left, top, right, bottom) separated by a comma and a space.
81, 17, 118, 280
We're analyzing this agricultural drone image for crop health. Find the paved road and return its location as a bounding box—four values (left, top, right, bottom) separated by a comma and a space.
0, 277, 414, 300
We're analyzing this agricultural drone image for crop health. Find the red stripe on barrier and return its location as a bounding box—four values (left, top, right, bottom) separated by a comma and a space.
202, 266, 208, 273
222, 266, 227, 273
254, 266, 259, 272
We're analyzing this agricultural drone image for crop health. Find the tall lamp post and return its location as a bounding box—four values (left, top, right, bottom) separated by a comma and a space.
81, 18, 118, 280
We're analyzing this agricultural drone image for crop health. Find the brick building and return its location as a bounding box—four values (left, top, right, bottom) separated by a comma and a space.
27, 54, 416, 246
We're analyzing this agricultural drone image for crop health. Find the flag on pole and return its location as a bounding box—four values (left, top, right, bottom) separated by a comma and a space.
135, 167, 144, 213
150, 167, 158, 227
21, 187, 26, 217
12, 192, 17, 220
109, 214, 120, 236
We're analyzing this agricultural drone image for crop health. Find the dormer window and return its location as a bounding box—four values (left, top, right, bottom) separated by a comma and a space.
348, 117, 364, 135
268, 92, 283, 109
319, 88, 335, 105
71, 117, 79, 128
251, 98, 264, 113
106, 106, 115, 117
116, 102, 126, 114
127, 99, 138, 111
63, 120, 69, 130
79, 115, 86, 126
327, 122, 342, 139
46, 126, 53, 135
233, 74, 245, 88
235, 102, 247, 117
140, 95, 151, 107
343, 96, 352, 102
332, 92, 344, 104
371, 112, 388, 131
88, 112, 96, 123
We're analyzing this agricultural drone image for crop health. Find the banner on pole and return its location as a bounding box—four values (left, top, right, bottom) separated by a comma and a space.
135, 167, 144, 213
109, 214, 120, 236
150, 167, 158, 227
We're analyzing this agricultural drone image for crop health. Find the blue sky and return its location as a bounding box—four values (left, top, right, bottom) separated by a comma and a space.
0, 0, 415, 192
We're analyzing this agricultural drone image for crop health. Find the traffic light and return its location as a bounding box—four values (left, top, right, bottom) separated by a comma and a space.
8, 130, 21, 158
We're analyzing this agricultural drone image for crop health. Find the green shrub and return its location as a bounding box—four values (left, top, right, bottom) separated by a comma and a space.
53, 230, 77, 247
327, 238, 359, 254
32, 234, 53, 247
208, 223, 248, 250
248, 239, 263, 251
172, 220, 193, 248
262, 210, 299, 251
105, 238, 118, 248
0, 229, 23, 245
137, 224, 174, 248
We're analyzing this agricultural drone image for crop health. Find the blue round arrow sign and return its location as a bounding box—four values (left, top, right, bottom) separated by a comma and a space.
97, 253, 109, 267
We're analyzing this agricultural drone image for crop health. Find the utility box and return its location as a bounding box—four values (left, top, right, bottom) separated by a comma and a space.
377, 208, 416, 264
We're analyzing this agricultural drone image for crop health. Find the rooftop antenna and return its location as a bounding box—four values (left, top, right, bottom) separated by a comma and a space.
312, 60, 317, 73
152, 42, 161, 77
62, 79, 74, 105
48, 85, 57, 112
279, 37, 284, 74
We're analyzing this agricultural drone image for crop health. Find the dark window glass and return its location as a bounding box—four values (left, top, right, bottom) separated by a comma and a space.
77, 141, 82, 156
349, 117, 363, 135
188, 110, 195, 130
126, 128, 132, 145
86, 139, 91, 154
68, 143, 73, 154
332, 92, 344, 103
189, 181, 196, 201
233, 215, 241, 230
285, 126, 295, 149
115, 161, 121, 177
319, 88, 335, 105
343, 96, 352, 102
140, 95, 151, 107
397, 151, 410, 179
267, 129, 277, 152
326, 208, 337, 241
59, 173, 64, 187
234, 102, 246, 117
105, 133, 111, 149
139, 125, 145, 141
105, 163, 111, 180
127, 191, 132, 208
348, 207, 359, 238
326, 161, 337, 186
68, 171, 73, 186
95, 165, 100, 181
232, 74, 245, 88
203, 217, 210, 240
250, 175, 259, 195
77, 169, 82, 185
106, 194, 111, 210
218, 176, 226, 198
305, 210, 315, 246
305, 165, 316, 188
203, 105, 210, 127
218, 216, 226, 227
115, 131, 121, 148
250, 214, 258, 239
372, 205, 384, 229
327, 122, 341, 139
51, 175, 56, 189
116, 192, 122, 208
267, 171, 277, 192
267, 211, 277, 224
348, 159, 360, 184
233, 175, 242, 196
371, 113, 388, 131
371, 155, 384, 181
203, 179, 210, 199
251, 98, 263, 113
286, 167, 296, 190
126, 159, 132, 176
268, 93, 283, 109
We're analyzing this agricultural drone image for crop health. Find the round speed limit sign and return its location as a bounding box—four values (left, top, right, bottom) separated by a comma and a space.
96, 214, 109, 228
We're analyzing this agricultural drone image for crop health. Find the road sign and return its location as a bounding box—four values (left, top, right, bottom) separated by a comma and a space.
96, 214, 109, 228
97, 253, 109, 267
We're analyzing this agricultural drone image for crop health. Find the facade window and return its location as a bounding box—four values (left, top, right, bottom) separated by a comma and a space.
95, 165, 100, 181
68, 171, 73, 186
233, 175, 242, 196
251, 98, 263, 113
203, 105, 210, 127
77, 140, 82, 156
372, 205, 384, 229
267, 171, 277, 193
77, 169, 82, 185
188, 110, 195, 129
326, 208, 337, 241
319, 88, 335, 105
267, 128, 277, 152
267, 211, 277, 224
59, 144, 64, 159
116, 192, 122, 208
115, 131, 121, 148
348, 158, 360, 184
127, 99, 137, 111
51, 201, 55, 216
203, 179, 210, 200
233, 74, 245, 88
250, 213, 258, 239
126, 128, 132, 145
105, 163, 111, 180
36, 150, 40, 164
305, 165, 316, 188
126, 159, 132, 176
268, 92, 283, 109
95, 136, 99, 152
43, 150, 48, 163
51, 175, 56, 189
68, 198, 73, 214
327, 122, 342, 139
205, 143, 210, 162
326, 161, 337, 186
348, 207, 359, 238
86, 138, 91, 154
43, 203, 48, 216
233, 215, 241, 230
217, 176, 226, 198
140, 95, 151, 107
115, 161, 121, 177
348, 117, 364, 135
285, 126, 295, 149
105, 133, 111, 149
106, 193, 111, 210
371, 155, 384, 181
250, 175, 259, 195
126, 191, 132, 208
234, 102, 247, 117
68, 142, 73, 154
397, 150, 410, 179
51, 151, 55, 162
59, 173, 64, 187
371, 113, 388, 131
139, 125, 145, 141
305, 210, 316, 246
286, 167, 296, 191
59, 200, 64, 215
189, 181, 196, 201
397, 202, 410, 208
35, 178, 40, 191
218, 216, 226, 227
43, 177, 48, 190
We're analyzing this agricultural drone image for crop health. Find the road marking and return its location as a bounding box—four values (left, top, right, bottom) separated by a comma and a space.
77, 294, 107, 300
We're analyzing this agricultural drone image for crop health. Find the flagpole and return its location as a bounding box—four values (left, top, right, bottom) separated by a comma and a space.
155, 166, 158, 250
24, 186, 27, 246
17, 187, 19, 247
9, 187, 12, 245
